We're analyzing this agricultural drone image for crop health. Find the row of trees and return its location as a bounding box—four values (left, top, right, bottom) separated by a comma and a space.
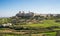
0, 18, 12, 24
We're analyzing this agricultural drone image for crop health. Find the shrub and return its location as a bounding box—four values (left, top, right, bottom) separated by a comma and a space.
55, 19, 60, 22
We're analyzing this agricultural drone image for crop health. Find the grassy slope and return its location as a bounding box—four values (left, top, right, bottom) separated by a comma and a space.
21, 20, 60, 28
0, 20, 59, 36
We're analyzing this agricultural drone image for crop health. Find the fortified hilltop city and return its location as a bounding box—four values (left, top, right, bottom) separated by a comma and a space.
0, 0, 60, 36
0, 11, 60, 36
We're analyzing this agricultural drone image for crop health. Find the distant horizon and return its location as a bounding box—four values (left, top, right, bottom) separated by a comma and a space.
0, 0, 60, 17
0, 10, 60, 17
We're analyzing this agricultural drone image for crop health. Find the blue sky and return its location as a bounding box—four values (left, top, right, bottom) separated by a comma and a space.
0, 0, 60, 17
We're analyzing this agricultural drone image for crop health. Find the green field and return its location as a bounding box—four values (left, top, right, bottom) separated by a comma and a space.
0, 20, 60, 36
15, 20, 60, 28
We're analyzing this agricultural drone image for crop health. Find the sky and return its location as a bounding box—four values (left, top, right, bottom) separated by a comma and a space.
0, 0, 60, 17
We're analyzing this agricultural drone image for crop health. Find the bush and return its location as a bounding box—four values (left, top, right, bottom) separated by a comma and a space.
0, 25, 3, 28
55, 19, 60, 22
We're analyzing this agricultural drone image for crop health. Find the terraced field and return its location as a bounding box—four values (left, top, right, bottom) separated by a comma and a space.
0, 32, 56, 36
0, 20, 60, 36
